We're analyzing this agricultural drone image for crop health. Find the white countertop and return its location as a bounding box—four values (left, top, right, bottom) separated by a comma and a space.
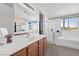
0, 34, 46, 56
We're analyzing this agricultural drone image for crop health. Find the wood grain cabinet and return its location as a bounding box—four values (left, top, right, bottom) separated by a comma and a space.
38, 39, 44, 56
12, 48, 27, 56
28, 41, 38, 56
43, 37, 47, 55
11, 36, 47, 56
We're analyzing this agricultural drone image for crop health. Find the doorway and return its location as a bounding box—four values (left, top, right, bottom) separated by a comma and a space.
39, 11, 44, 34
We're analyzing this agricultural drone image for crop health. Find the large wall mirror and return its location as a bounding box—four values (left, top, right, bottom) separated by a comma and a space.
14, 16, 38, 34
14, 3, 38, 34
14, 17, 29, 32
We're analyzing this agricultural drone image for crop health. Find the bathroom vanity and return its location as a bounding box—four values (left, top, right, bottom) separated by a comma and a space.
0, 34, 47, 56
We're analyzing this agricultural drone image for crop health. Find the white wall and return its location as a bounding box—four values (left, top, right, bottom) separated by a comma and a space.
0, 4, 14, 34
30, 3, 49, 34
14, 4, 31, 20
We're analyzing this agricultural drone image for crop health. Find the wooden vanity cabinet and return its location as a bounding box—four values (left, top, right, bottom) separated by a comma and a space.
11, 36, 47, 56
12, 48, 27, 56
43, 37, 47, 55
28, 41, 38, 56
38, 39, 44, 56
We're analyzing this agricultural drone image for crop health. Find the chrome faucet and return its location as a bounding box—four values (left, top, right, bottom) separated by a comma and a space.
26, 33, 31, 38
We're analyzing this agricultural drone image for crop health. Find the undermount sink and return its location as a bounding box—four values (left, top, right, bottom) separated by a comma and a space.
11, 34, 39, 45
12, 34, 33, 41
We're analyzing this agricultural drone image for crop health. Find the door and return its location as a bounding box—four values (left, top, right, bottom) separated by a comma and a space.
47, 20, 54, 43
39, 11, 44, 34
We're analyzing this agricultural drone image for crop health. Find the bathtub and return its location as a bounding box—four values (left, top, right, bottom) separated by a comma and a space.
56, 30, 79, 49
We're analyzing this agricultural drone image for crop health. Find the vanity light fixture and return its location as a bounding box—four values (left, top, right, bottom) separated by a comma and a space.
18, 3, 34, 14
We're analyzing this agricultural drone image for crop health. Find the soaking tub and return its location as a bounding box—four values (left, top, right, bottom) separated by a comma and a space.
56, 31, 79, 49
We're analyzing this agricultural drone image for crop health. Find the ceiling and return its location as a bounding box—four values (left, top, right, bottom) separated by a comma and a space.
32, 3, 79, 18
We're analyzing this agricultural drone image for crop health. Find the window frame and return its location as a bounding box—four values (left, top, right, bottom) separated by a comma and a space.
61, 16, 78, 31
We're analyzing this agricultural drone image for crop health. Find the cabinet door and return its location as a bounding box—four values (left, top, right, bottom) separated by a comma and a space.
38, 39, 44, 56
12, 48, 27, 56
43, 37, 47, 55
28, 41, 38, 56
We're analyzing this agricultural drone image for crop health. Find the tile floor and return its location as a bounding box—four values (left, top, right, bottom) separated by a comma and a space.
45, 43, 79, 56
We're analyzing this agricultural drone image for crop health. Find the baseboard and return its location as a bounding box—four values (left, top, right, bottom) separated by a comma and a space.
48, 41, 55, 44
48, 40, 79, 50
55, 40, 79, 50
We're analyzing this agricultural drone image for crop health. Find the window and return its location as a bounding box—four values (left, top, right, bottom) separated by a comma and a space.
69, 17, 77, 30
64, 18, 69, 30
61, 17, 78, 31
